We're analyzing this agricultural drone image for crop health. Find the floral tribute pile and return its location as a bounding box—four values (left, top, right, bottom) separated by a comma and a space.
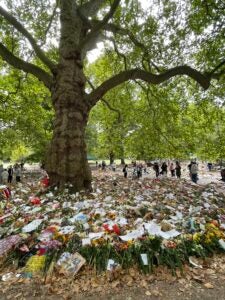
1, 171, 225, 281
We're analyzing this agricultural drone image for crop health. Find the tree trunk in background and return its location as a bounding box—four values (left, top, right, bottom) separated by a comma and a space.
121, 158, 125, 164
109, 152, 114, 165
45, 55, 92, 190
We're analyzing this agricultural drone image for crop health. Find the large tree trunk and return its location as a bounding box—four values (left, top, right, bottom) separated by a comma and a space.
45, 48, 92, 191
45, 0, 92, 191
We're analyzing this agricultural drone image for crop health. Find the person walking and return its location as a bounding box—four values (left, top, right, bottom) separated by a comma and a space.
175, 161, 181, 178
190, 161, 198, 183
123, 164, 128, 178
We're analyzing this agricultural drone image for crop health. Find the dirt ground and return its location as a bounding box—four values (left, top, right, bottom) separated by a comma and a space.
1, 274, 225, 300
1, 255, 225, 300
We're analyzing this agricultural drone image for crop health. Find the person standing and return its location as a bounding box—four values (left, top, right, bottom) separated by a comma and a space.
14, 164, 22, 182
153, 162, 159, 177
190, 161, 198, 183
123, 164, 128, 178
2, 169, 8, 184
169, 162, 175, 177
161, 162, 168, 176
8, 165, 13, 183
137, 164, 142, 178
101, 161, 106, 171
221, 169, 225, 182
0, 164, 3, 183
207, 162, 212, 171
175, 161, 181, 178
112, 162, 116, 172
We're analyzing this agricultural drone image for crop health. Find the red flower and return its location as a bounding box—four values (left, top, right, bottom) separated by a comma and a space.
37, 248, 46, 255
112, 224, 120, 235
31, 197, 41, 205
41, 177, 50, 187
103, 224, 111, 233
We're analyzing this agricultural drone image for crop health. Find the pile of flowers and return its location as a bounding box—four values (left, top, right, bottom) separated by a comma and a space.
1, 173, 225, 280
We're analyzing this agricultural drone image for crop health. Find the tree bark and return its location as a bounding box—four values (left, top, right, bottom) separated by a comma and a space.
120, 158, 125, 165
109, 151, 114, 165
45, 56, 92, 190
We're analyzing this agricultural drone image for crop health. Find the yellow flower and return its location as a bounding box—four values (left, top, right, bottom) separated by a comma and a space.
25, 255, 46, 273
127, 240, 134, 246
193, 233, 201, 242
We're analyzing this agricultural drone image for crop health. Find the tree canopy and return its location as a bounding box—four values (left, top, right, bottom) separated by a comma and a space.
0, 0, 225, 187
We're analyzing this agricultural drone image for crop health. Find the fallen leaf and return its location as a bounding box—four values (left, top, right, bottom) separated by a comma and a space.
140, 280, 148, 289
14, 293, 23, 299
112, 280, 120, 288
204, 283, 214, 289
152, 290, 162, 297
192, 276, 204, 283
178, 279, 186, 284
145, 291, 151, 296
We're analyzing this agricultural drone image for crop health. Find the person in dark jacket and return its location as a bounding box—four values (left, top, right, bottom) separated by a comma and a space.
175, 161, 181, 178
161, 162, 168, 176
123, 164, 128, 178
8, 165, 13, 183
153, 162, 159, 177
221, 169, 225, 182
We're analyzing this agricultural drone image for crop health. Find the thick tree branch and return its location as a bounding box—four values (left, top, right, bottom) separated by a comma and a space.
0, 6, 56, 72
86, 77, 121, 121
88, 66, 211, 106
81, 0, 120, 50
112, 38, 128, 70
0, 42, 53, 89
79, 0, 105, 17
40, 3, 58, 47
93, 21, 144, 48
91, 20, 160, 71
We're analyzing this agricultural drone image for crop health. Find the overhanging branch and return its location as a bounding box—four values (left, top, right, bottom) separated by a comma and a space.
0, 5, 56, 72
0, 42, 53, 89
88, 66, 211, 106
87, 77, 121, 121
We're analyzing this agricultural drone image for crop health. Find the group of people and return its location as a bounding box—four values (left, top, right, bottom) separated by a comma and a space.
122, 162, 148, 179
0, 163, 22, 184
153, 161, 200, 183
152, 161, 181, 179
94, 159, 225, 185
121, 160, 200, 184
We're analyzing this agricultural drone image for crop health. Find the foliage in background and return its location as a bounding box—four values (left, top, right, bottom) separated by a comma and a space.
0, 0, 225, 162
